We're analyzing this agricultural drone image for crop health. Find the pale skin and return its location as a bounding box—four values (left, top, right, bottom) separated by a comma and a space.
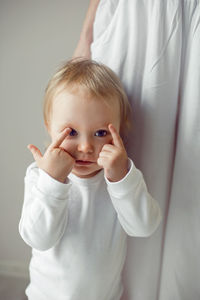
73, 0, 100, 58
28, 87, 128, 183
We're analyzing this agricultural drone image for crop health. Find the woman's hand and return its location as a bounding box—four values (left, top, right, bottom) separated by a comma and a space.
97, 124, 128, 182
28, 128, 75, 183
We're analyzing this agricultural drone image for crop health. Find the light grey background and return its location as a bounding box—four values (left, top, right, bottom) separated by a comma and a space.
0, 0, 88, 276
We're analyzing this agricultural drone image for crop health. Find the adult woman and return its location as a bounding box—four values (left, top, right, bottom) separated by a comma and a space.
74, 1, 200, 299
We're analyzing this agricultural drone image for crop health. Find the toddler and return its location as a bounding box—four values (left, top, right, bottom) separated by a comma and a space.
19, 58, 161, 300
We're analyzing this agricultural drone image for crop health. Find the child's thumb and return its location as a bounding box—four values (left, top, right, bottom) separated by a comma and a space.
27, 144, 42, 163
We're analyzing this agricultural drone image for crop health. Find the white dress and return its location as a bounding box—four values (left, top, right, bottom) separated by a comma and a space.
91, 1, 200, 299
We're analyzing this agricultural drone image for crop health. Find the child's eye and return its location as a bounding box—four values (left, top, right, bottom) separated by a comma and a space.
69, 129, 78, 136
95, 130, 108, 137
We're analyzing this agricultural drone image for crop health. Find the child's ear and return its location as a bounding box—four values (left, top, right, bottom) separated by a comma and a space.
45, 121, 51, 135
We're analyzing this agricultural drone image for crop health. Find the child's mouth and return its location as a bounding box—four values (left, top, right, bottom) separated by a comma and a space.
75, 160, 94, 165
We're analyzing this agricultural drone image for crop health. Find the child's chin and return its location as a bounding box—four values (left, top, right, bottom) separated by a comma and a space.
72, 167, 102, 178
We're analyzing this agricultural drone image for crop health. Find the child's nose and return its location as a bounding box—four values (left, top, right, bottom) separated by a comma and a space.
77, 139, 94, 153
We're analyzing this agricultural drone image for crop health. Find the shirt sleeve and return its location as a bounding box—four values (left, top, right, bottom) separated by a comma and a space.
19, 162, 71, 251
105, 158, 162, 237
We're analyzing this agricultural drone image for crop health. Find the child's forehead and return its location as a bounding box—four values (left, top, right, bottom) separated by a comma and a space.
57, 84, 100, 100
54, 83, 118, 107
51, 84, 121, 125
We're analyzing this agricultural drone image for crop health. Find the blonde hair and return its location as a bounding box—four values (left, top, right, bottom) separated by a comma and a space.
44, 58, 132, 140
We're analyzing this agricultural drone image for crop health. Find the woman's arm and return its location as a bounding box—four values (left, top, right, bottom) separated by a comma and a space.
73, 0, 100, 58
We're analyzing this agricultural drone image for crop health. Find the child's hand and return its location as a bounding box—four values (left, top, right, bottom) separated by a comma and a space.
97, 124, 128, 182
27, 128, 75, 183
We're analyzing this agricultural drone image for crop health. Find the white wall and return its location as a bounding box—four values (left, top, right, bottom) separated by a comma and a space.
0, 0, 88, 277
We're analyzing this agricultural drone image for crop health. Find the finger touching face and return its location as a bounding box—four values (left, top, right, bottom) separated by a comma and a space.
108, 124, 124, 148
48, 127, 72, 151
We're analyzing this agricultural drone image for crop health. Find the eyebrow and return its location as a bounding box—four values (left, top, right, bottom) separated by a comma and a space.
59, 122, 110, 129
59, 123, 73, 130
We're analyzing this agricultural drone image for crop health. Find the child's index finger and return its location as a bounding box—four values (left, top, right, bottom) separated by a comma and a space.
108, 124, 123, 148
49, 127, 71, 150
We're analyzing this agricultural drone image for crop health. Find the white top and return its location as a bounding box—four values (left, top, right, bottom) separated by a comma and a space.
19, 158, 161, 300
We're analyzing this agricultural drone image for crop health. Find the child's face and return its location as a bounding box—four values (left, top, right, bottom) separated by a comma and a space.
48, 86, 121, 178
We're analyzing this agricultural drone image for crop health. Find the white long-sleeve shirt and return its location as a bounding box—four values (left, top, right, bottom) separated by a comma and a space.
19, 158, 161, 300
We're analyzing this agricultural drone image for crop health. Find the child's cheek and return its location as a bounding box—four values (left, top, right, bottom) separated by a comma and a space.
104, 135, 113, 146
98, 136, 112, 153
60, 139, 75, 157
